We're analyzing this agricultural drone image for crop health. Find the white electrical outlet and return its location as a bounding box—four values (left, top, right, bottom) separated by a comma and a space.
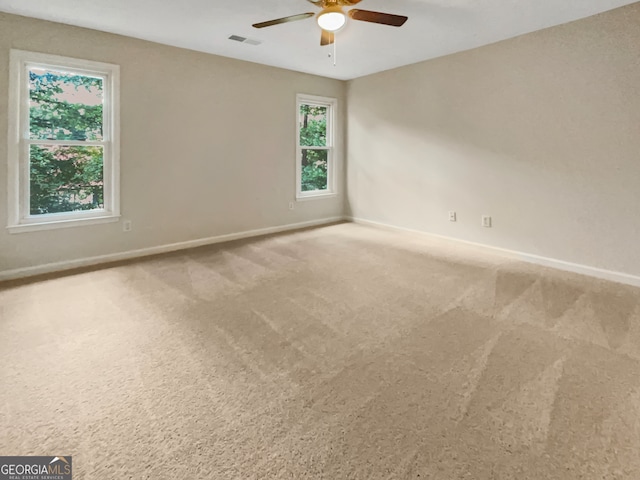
482, 216, 492, 228
449, 211, 457, 222
123, 220, 132, 232
288, 202, 295, 210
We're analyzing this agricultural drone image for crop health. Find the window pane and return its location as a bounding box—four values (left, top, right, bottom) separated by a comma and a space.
29, 67, 104, 141
29, 145, 104, 215
301, 149, 328, 192
299, 104, 327, 147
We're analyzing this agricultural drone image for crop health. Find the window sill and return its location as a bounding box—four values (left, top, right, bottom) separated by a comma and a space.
296, 192, 338, 202
7, 214, 120, 234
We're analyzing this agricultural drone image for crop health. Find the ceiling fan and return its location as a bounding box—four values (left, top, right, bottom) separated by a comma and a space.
252, 0, 408, 46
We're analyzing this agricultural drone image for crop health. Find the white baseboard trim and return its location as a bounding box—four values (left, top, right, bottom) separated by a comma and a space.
0, 216, 345, 282
347, 216, 640, 288
6, 215, 639, 288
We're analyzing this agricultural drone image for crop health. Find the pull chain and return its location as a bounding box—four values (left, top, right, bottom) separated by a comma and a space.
333, 34, 337, 67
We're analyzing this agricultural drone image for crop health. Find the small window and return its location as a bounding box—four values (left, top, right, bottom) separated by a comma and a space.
296, 94, 337, 200
7, 50, 120, 233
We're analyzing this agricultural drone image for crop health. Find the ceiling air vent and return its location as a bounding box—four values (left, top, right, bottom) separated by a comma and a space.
228, 35, 262, 46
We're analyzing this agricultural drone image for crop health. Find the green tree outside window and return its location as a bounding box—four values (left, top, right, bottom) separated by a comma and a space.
28, 68, 105, 215
299, 104, 328, 192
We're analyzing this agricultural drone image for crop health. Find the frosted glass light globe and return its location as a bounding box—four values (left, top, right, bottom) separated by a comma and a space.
317, 10, 346, 32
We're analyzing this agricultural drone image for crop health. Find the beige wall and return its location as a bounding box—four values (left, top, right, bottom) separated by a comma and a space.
0, 13, 345, 274
347, 3, 640, 276
3, 5, 639, 278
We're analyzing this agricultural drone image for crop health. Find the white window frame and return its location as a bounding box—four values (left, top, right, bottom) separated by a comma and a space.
296, 93, 337, 200
7, 49, 120, 234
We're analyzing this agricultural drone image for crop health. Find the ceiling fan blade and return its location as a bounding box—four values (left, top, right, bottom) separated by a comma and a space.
340, 0, 363, 4
320, 29, 335, 46
306, 0, 323, 5
347, 9, 408, 27
253, 12, 315, 29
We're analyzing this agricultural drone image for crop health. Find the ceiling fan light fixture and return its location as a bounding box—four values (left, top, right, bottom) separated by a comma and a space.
317, 7, 346, 32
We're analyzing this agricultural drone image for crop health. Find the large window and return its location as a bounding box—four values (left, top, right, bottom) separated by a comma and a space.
296, 94, 337, 199
7, 50, 120, 233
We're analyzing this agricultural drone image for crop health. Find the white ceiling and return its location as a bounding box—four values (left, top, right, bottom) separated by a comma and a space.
0, 0, 636, 80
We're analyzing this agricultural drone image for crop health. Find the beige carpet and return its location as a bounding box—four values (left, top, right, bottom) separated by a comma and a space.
1, 223, 640, 479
